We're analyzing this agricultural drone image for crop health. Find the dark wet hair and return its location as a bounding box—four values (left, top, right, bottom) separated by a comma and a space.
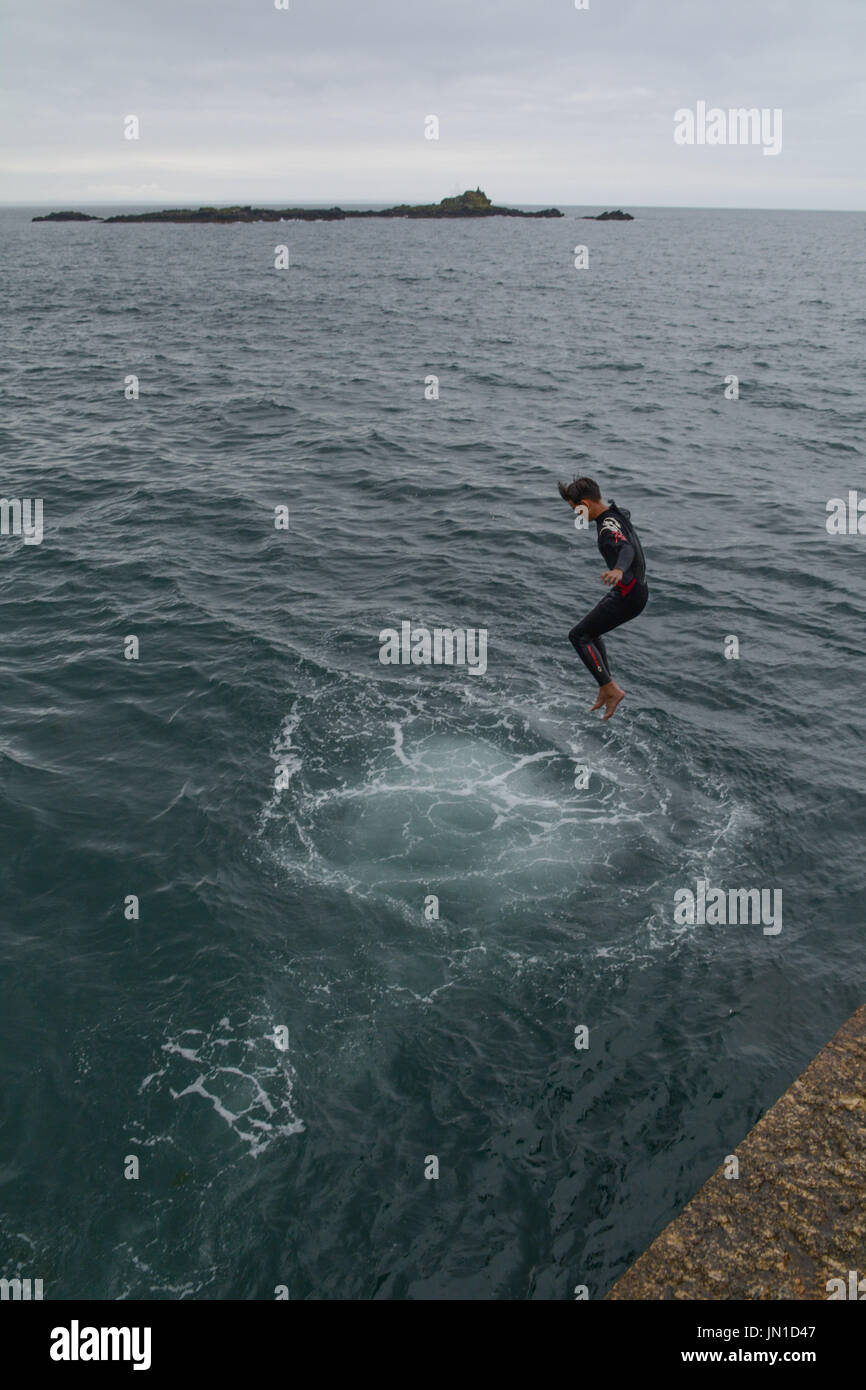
558, 476, 601, 505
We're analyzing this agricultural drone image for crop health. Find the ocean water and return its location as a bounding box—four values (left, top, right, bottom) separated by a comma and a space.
0, 204, 864, 1300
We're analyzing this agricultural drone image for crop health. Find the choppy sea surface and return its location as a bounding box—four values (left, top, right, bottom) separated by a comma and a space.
0, 204, 864, 1299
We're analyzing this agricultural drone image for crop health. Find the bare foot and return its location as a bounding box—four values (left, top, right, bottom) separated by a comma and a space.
591, 681, 625, 719
601, 683, 625, 720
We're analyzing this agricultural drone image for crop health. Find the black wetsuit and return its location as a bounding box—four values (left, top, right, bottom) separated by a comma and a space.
569, 501, 648, 686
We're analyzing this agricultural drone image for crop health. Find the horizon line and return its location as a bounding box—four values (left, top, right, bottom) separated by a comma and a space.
4, 200, 864, 214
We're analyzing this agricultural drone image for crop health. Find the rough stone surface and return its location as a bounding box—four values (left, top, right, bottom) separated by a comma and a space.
33, 189, 564, 224
606, 1005, 866, 1300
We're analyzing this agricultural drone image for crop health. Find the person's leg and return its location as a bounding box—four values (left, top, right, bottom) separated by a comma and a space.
581, 632, 611, 685
568, 591, 642, 719
569, 594, 625, 684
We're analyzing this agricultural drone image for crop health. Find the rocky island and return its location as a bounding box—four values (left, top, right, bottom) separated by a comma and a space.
582, 210, 634, 220
34, 188, 563, 223
32, 210, 103, 221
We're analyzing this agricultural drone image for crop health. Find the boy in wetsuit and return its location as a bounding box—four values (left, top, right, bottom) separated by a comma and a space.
558, 476, 648, 720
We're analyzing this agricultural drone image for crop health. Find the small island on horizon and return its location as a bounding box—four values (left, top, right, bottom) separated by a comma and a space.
30, 188, 632, 224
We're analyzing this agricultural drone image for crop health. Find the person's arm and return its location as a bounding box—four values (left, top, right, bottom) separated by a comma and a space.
599, 527, 634, 585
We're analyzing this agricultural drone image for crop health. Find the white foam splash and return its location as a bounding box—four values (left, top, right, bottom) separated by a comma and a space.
259, 677, 752, 971
139, 1014, 304, 1158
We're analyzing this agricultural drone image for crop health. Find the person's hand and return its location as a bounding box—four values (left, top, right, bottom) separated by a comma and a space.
601, 568, 623, 586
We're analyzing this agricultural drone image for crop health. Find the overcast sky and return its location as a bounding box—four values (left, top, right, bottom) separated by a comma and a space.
1, 0, 863, 208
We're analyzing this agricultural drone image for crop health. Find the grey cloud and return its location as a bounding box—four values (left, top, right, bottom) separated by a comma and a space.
1, 0, 863, 207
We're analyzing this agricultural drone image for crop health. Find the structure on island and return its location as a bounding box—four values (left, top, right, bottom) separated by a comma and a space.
436, 187, 493, 212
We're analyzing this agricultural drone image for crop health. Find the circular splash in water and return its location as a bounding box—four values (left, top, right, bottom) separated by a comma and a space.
260, 669, 750, 955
